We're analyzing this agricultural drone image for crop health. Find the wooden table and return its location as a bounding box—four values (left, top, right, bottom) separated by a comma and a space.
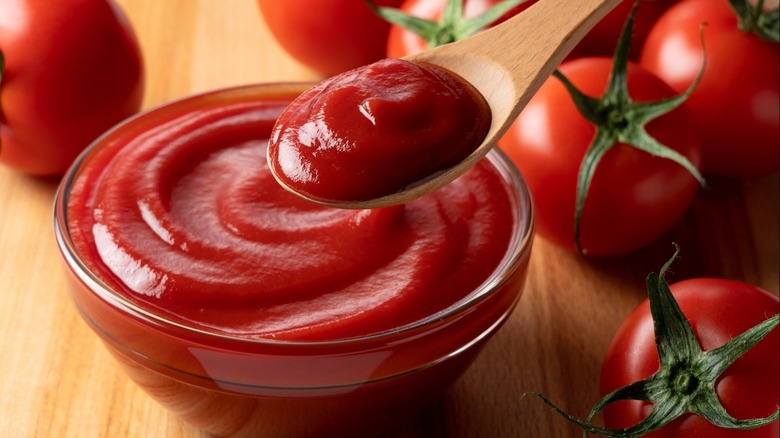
1, 1, 777, 437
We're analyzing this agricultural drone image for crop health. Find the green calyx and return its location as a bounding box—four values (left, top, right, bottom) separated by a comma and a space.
729, 0, 779, 42
366, 0, 529, 49
525, 244, 780, 436
553, 1, 706, 255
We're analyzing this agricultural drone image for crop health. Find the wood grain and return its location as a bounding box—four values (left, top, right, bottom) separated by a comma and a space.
0, 1, 777, 437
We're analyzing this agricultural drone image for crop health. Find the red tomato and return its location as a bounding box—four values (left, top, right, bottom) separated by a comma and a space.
257, 0, 404, 77
601, 279, 779, 436
567, 0, 678, 60
385, 0, 537, 58
640, 0, 779, 177
499, 58, 701, 257
0, 0, 144, 176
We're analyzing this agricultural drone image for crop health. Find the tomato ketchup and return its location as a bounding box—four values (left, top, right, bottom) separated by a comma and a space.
268, 58, 491, 203
55, 83, 533, 437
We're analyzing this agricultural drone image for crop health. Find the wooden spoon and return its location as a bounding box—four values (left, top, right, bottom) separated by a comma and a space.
281, 0, 621, 209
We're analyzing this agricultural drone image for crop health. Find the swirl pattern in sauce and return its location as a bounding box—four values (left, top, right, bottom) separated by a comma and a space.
68, 95, 514, 341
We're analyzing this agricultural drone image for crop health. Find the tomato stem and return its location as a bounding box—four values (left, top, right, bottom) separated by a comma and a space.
670, 367, 698, 395
366, 0, 530, 50
524, 244, 780, 436
552, 1, 706, 255
728, 0, 780, 42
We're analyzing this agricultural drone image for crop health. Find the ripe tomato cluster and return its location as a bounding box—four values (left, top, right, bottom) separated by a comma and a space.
497, 0, 778, 257
258, 1, 779, 435
258, 0, 778, 258
5, 1, 773, 435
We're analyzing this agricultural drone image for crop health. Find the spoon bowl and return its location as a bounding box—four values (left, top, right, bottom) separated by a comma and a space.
276, 0, 621, 209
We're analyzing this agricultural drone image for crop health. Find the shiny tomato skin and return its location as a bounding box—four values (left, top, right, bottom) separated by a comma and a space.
386, 0, 537, 58
640, 0, 779, 177
257, 0, 404, 77
567, 0, 679, 60
600, 279, 779, 436
0, 0, 144, 176
499, 58, 701, 257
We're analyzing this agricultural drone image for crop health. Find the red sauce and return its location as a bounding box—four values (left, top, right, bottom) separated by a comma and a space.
57, 84, 532, 437
268, 58, 491, 203
66, 85, 512, 342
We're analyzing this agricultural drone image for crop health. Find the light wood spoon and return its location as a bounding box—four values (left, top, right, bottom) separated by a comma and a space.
281, 0, 621, 209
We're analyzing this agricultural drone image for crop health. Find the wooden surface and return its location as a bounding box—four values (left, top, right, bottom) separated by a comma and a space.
0, 1, 777, 437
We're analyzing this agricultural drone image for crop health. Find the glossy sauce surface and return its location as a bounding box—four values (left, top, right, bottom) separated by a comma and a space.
268, 59, 491, 203
67, 89, 514, 341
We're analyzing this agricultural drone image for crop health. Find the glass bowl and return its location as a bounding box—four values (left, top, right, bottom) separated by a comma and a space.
53, 83, 535, 438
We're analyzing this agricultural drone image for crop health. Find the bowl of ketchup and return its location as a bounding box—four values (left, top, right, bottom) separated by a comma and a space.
53, 82, 535, 437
